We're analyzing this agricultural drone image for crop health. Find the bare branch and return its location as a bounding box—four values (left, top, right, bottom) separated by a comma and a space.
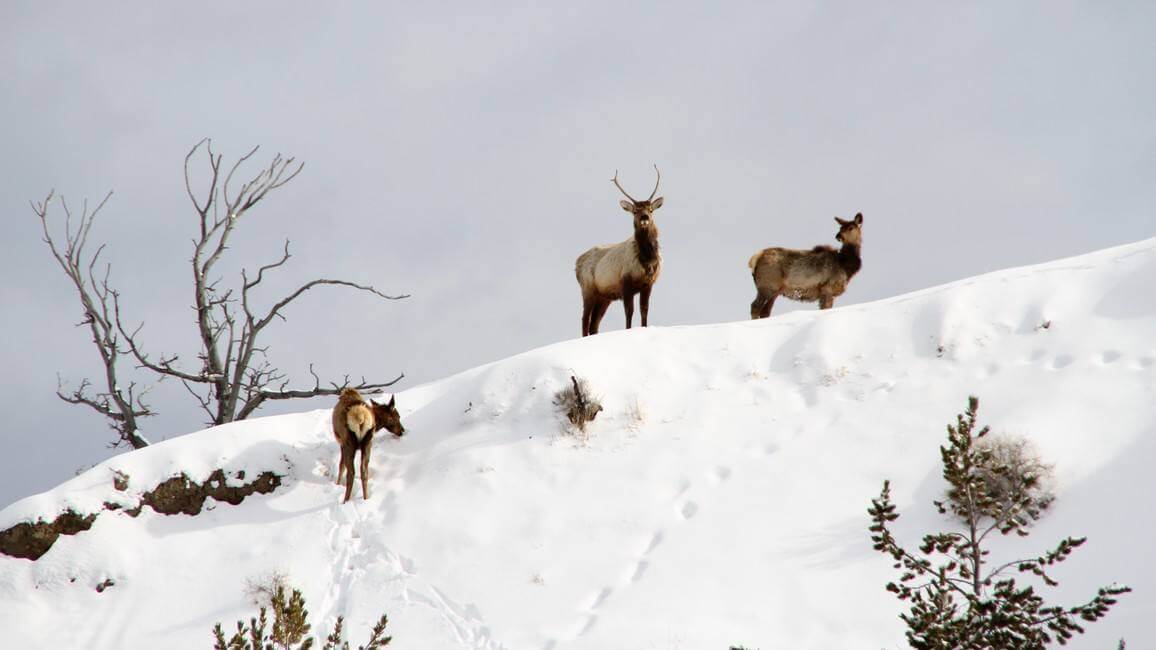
36, 193, 153, 449
234, 370, 404, 421
254, 279, 409, 333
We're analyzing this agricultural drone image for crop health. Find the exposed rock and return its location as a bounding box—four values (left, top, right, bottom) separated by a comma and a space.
0, 469, 282, 561
140, 470, 281, 516
0, 510, 97, 561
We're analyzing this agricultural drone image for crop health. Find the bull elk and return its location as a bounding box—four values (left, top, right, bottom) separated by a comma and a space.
332, 387, 405, 502
748, 213, 863, 319
575, 166, 664, 336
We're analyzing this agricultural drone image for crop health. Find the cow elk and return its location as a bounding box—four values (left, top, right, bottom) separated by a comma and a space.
575, 166, 664, 336
748, 213, 863, 319
332, 387, 405, 503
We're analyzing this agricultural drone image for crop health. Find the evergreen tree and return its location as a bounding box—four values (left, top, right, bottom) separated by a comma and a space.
868, 396, 1129, 648
213, 583, 390, 650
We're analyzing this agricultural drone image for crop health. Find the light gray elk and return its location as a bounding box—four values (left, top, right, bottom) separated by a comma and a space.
575, 166, 664, 336
748, 213, 863, 319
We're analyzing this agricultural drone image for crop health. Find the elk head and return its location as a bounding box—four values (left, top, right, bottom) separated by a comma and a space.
834, 213, 863, 246
613, 165, 664, 232
370, 395, 405, 437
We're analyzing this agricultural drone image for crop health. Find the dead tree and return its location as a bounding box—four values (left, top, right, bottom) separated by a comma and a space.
33, 191, 153, 449
115, 139, 408, 426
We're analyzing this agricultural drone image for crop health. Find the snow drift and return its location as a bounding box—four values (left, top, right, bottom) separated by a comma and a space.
1, 238, 1154, 649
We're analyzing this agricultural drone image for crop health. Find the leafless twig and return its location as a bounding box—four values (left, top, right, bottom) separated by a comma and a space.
34, 191, 153, 449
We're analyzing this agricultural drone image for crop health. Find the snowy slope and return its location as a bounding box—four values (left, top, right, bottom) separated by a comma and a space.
1, 238, 1154, 649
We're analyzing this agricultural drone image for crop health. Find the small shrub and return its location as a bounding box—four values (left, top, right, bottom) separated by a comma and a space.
968, 434, 1054, 526
245, 571, 290, 608
554, 375, 603, 435
626, 396, 646, 430
213, 582, 390, 650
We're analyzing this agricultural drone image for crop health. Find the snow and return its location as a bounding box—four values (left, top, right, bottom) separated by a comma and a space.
1, 238, 1154, 649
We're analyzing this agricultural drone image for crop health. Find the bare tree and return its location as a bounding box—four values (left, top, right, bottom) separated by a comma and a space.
33, 191, 153, 449
116, 138, 408, 426
35, 139, 408, 447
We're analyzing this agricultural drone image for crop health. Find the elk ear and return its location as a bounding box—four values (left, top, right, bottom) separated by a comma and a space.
650, 196, 664, 210
388, 395, 396, 408
854, 212, 863, 224
835, 216, 848, 226
620, 200, 635, 212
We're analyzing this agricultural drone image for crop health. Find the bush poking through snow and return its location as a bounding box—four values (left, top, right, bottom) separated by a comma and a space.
868, 396, 1130, 649
244, 571, 290, 608
554, 375, 603, 435
212, 582, 391, 649
959, 433, 1054, 529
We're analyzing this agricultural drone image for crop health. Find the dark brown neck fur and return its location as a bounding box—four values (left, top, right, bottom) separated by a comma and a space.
635, 224, 660, 274
838, 243, 861, 279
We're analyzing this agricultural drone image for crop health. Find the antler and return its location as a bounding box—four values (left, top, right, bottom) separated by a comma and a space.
611, 170, 638, 203
647, 164, 661, 201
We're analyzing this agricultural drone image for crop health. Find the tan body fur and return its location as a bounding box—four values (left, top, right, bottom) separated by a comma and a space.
331, 387, 406, 503
576, 236, 661, 301
749, 213, 864, 318
576, 167, 664, 336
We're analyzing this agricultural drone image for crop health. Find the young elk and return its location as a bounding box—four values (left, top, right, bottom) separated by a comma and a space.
575, 166, 664, 336
332, 388, 405, 503
748, 213, 863, 319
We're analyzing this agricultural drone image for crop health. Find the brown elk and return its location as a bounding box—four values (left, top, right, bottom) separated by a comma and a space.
748, 213, 863, 319
332, 388, 405, 502
575, 166, 664, 336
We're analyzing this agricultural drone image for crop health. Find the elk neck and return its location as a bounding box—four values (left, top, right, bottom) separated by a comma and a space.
634, 222, 660, 274
837, 242, 862, 279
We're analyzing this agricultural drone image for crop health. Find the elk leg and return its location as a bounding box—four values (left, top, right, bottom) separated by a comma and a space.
760, 293, 777, 318
589, 299, 611, 335
581, 298, 593, 337
751, 288, 775, 319
819, 296, 834, 310
640, 284, 652, 327
623, 287, 636, 329
336, 442, 348, 485
360, 438, 373, 500
342, 444, 357, 503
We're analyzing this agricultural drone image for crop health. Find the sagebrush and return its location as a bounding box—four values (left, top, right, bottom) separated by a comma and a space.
554, 375, 603, 435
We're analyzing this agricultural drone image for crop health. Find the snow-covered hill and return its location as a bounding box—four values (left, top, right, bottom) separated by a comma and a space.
2, 239, 1154, 649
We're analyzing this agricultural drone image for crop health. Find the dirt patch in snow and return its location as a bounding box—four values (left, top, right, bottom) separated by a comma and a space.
0, 510, 98, 561
0, 469, 282, 560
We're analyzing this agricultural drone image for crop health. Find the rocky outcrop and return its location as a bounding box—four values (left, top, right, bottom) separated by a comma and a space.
0, 469, 282, 560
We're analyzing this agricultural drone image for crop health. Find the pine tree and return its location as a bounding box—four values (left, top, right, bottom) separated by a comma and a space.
868, 396, 1129, 648
213, 583, 390, 649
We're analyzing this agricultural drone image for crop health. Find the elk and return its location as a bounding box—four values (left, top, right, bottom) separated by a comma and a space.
575, 166, 664, 336
332, 387, 405, 502
748, 213, 863, 319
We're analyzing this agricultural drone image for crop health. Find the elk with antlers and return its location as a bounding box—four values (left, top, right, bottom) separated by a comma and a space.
748, 213, 864, 319
575, 166, 664, 336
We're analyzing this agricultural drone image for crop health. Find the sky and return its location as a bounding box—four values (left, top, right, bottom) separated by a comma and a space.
1, 1, 1153, 508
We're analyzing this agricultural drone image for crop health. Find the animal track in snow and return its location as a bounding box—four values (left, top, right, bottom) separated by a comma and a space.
406, 585, 504, 650
1050, 354, 1074, 370
709, 466, 732, 483
678, 501, 699, 520
1100, 350, 1122, 364
628, 560, 650, 583
586, 587, 612, 610
642, 531, 664, 555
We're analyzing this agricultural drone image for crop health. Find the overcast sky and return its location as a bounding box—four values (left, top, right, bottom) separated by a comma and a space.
2, 2, 1153, 508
